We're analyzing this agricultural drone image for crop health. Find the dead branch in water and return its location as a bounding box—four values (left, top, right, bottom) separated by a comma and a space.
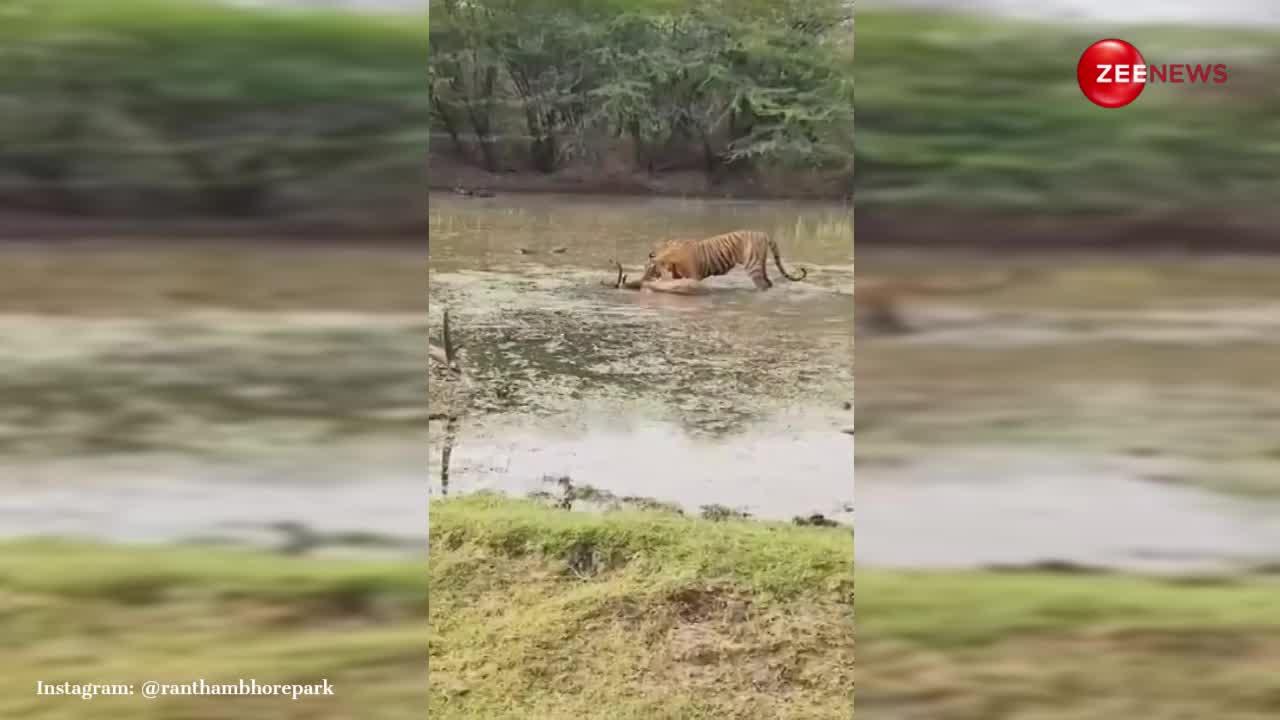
601, 260, 627, 288
443, 309, 456, 365
430, 308, 465, 494
429, 308, 463, 374
602, 260, 649, 291
440, 415, 459, 496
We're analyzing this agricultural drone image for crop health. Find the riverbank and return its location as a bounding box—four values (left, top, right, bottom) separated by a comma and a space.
855, 207, 1280, 254
429, 149, 852, 202
432, 496, 1280, 720
0, 210, 428, 243
9, 497, 1280, 719
430, 494, 854, 718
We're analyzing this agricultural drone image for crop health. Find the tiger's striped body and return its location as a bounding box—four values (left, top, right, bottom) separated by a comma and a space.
641, 230, 807, 290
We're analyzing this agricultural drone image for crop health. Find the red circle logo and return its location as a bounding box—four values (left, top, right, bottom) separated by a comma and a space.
1077, 39, 1147, 108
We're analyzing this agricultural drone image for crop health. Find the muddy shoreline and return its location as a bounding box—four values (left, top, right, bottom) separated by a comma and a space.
426, 173, 852, 203
856, 208, 1280, 255
5, 204, 1280, 255
0, 210, 429, 244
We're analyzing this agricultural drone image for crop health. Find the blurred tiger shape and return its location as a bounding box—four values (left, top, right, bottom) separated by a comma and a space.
855, 270, 1032, 334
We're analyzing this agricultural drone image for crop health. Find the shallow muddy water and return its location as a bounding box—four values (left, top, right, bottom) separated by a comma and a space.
857, 250, 1280, 571
857, 447, 1280, 573
0, 243, 428, 552
0, 440, 427, 553
429, 193, 855, 517
5, 228, 1280, 573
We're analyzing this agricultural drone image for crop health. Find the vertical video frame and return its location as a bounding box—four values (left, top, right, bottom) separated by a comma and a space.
428, 1, 856, 716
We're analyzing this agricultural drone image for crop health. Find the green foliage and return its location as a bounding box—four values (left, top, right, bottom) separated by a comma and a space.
0, 0, 427, 217
429, 0, 853, 181
855, 11, 1280, 214
0, 539, 427, 720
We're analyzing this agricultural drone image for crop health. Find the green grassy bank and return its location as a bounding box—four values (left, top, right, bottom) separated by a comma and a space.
7, 498, 1279, 718
855, 12, 1280, 247
0, 540, 427, 720
429, 494, 855, 719
858, 569, 1280, 719
0, 0, 427, 222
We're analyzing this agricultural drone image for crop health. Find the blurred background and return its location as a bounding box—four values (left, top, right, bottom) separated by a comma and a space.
0, 1, 428, 717
855, 2, 1280, 718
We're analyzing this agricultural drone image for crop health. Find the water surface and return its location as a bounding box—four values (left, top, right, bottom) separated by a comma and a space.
429, 193, 856, 517
857, 249, 1280, 571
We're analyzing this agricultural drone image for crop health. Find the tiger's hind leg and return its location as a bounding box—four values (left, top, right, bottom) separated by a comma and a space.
747, 264, 773, 290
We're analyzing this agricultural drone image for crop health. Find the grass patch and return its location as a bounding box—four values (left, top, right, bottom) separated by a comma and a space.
429, 494, 854, 718
432, 496, 1280, 718
431, 494, 853, 599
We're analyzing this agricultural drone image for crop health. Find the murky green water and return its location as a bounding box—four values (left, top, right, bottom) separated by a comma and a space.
428, 193, 855, 518
0, 242, 429, 550
10, 223, 1279, 571
858, 249, 1280, 570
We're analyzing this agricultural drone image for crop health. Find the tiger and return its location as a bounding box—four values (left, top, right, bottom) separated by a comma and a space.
640, 230, 808, 290
855, 269, 1032, 335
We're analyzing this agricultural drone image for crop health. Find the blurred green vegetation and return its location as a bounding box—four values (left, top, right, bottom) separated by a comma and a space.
855, 11, 1280, 216
0, 539, 426, 720
859, 568, 1280, 719
429, 0, 854, 192
0, 0, 427, 219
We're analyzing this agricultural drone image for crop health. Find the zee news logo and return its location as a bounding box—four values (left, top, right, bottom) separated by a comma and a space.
1077, 39, 1229, 109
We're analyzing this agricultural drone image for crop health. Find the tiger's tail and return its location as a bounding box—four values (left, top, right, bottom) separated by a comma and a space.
768, 235, 807, 282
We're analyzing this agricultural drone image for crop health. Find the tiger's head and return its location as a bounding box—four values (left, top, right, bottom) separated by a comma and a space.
642, 241, 685, 281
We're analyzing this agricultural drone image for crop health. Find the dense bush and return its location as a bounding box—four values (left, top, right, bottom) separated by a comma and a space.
428, 0, 854, 185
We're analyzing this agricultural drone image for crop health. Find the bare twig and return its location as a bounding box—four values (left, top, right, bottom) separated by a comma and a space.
431, 307, 466, 493
600, 260, 625, 288
428, 344, 451, 367
429, 308, 463, 374
440, 415, 459, 496
443, 308, 456, 365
